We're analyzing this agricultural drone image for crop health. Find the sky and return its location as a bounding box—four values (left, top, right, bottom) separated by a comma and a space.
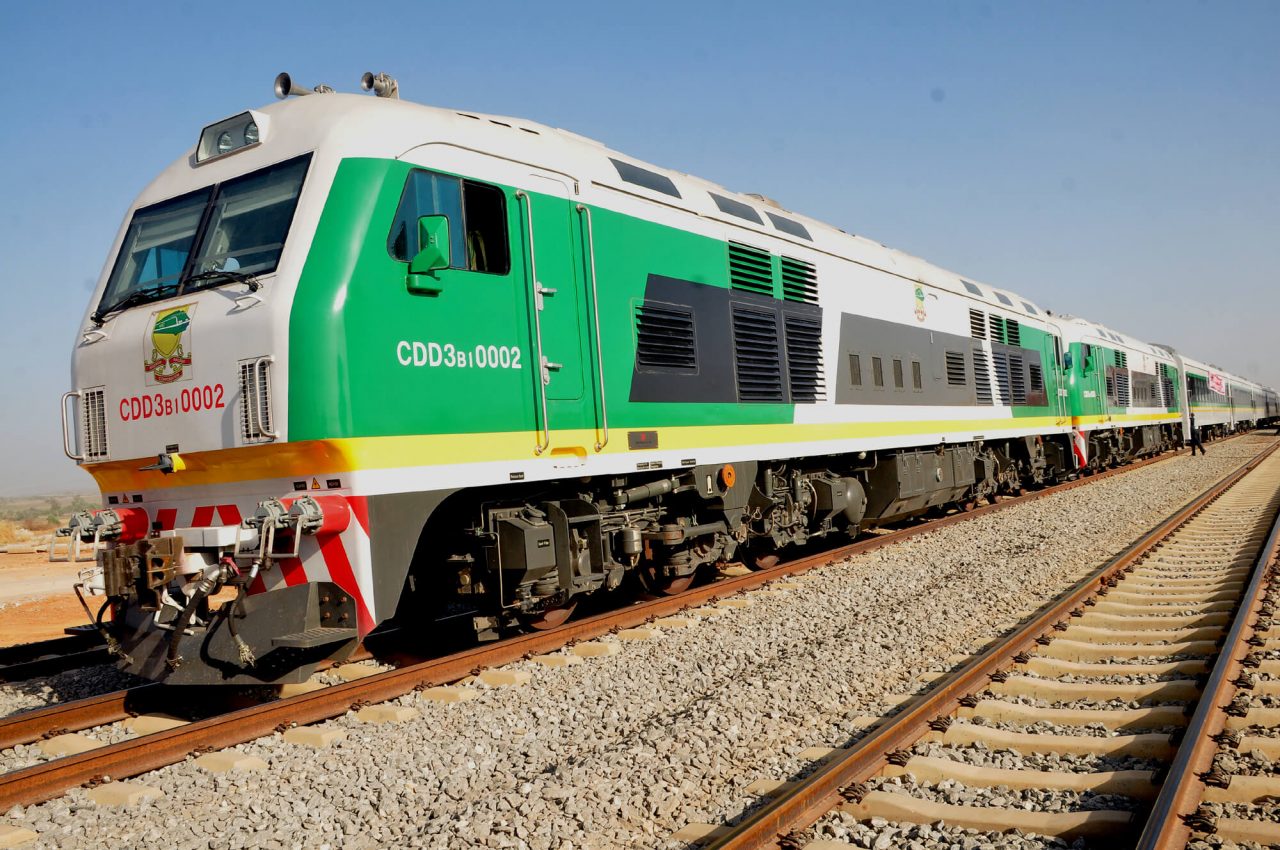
0, 1, 1276, 496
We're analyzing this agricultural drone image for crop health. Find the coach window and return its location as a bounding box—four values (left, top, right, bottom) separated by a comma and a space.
388, 170, 510, 274
872, 357, 885, 388
848, 354, 862, 387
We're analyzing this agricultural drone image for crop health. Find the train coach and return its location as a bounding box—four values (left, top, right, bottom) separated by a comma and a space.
56, 73, 1271, 685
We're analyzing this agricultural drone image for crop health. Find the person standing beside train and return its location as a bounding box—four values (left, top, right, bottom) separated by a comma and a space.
1189, 412, 1206, 456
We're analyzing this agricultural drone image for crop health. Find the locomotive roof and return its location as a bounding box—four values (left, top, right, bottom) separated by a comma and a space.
154, 93, 1049, 319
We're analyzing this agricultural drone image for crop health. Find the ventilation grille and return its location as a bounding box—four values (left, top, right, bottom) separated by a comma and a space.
1029, 363, 1044, 395
1116, 350, 1128, 368
945, 351, 967, 385
992, 351, 1012, 404
973, 349, 993, 405
1008, 353, 1026, 404
1006, 320, 1021, 347
988, 314, 1006, 344
1161, 376, 1174, 406
969, 309, 985, 339
728, 242, 774, 296
732, 306, 783, 402
82, 389, 108, 461
635, 303, 697, 371
1115, 371, 1131, 406
780, 257, 818, 304
784, 314, 825, 402
239, 361, 274, 443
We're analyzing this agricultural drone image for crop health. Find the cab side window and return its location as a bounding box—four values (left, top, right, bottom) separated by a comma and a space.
388, 170, 510, 275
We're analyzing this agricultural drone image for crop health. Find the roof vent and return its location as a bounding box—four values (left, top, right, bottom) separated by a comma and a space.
745, 193, 783, 209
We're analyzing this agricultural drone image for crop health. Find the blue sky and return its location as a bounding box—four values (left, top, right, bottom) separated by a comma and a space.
0, 1, 1276, 495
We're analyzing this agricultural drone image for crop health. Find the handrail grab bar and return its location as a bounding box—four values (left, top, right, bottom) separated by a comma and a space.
253, 356, 278, 439
576, 203, 608, 452
516, 190, 551, 456
61, 390, 84, 461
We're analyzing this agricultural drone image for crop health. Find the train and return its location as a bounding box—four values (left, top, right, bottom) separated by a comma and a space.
56, 72, 1279, 685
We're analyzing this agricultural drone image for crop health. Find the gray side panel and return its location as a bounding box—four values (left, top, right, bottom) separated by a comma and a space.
834, 313, 977, 406
367, 489, 458, 621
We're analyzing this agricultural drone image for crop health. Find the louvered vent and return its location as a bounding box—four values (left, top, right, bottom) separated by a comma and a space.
784, 314, 825, 402
780, 257, 818, 304
81, 389, 108, 460
728, 242, 774, 296
732, 306, 784, 402
1009, 354, 1026, 404
1116, 350, 1128, 368
1106, 374, 1115, 400
992, 351, 1012, 404
973, 349, 993, 404
969, 309, 985, 339
1161, 375, 1174, 406
945, 351, 967, 385
1006, 321, 1021, 347
988, 314, 1006, 344
239, 360, 274, 443
635, 303, 697, 371
1115, 371, 1131, 406
1029, 363, 1044, 395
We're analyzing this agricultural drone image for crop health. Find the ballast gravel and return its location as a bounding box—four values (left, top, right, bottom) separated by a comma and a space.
0, 663, 142, 720
2, 436, 1274, 849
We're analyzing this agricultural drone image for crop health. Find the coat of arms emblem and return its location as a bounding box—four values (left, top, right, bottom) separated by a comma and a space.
145, 305, 194, 384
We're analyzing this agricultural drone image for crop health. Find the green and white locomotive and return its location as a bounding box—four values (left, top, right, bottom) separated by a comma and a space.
60, 73, 1276, 684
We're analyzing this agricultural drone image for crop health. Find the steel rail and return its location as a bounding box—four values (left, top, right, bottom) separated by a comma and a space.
0, 647, 111, 685
0, 686, 154, 750
0, 631, 101, 674
0, 438, 1261, 809
1135, 480, 1280, 849
702, 439, 1280, 850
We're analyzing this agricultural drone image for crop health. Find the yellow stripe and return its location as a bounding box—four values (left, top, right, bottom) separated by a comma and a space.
85, 414, 1072, 491
1072, 412, 1180, 426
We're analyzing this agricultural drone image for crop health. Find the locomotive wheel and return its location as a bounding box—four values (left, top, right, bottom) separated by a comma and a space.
523, 601, 577, 631
638, 565, 696, 596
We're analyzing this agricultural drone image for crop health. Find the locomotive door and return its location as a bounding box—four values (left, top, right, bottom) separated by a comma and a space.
515, 175, 586, 455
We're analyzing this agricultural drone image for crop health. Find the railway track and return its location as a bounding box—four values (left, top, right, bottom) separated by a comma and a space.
679, 439, 1280, 848
0, 631, 105, 683
0, 436, 1266, 816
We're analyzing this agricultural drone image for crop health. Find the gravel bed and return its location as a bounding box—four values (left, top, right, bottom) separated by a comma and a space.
1195, 800, 1280, 825
862, 772, 1143, 812
810, 809, 1089, 849
1214, 749, 1277, 777
0, 664, 144, 719
912, 740, 1162, 774
961, 716, 1171, 739
3, 437, 1274, 850
986, 692, 1190, 711
1026, 671, 1194, 685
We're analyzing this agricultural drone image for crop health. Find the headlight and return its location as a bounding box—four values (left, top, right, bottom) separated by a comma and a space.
196, 111, 268, 163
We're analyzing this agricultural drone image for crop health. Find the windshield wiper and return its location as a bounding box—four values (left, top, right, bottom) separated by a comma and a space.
185, 268, 261, 292
90, 283, 179, 326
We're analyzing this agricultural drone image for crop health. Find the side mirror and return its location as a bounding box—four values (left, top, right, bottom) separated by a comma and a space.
407, 215, 451, 294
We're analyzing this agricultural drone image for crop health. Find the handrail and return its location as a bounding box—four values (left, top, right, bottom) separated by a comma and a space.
576, 203, 608, 452
516, 190, 551, 456
61, 391, 83, 461
251, 356, 277, 439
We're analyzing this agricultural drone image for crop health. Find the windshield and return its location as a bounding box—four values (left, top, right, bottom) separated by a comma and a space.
97, 153, 311, 316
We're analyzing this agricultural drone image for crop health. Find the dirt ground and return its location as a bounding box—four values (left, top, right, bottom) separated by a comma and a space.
0, 552, 91, 645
